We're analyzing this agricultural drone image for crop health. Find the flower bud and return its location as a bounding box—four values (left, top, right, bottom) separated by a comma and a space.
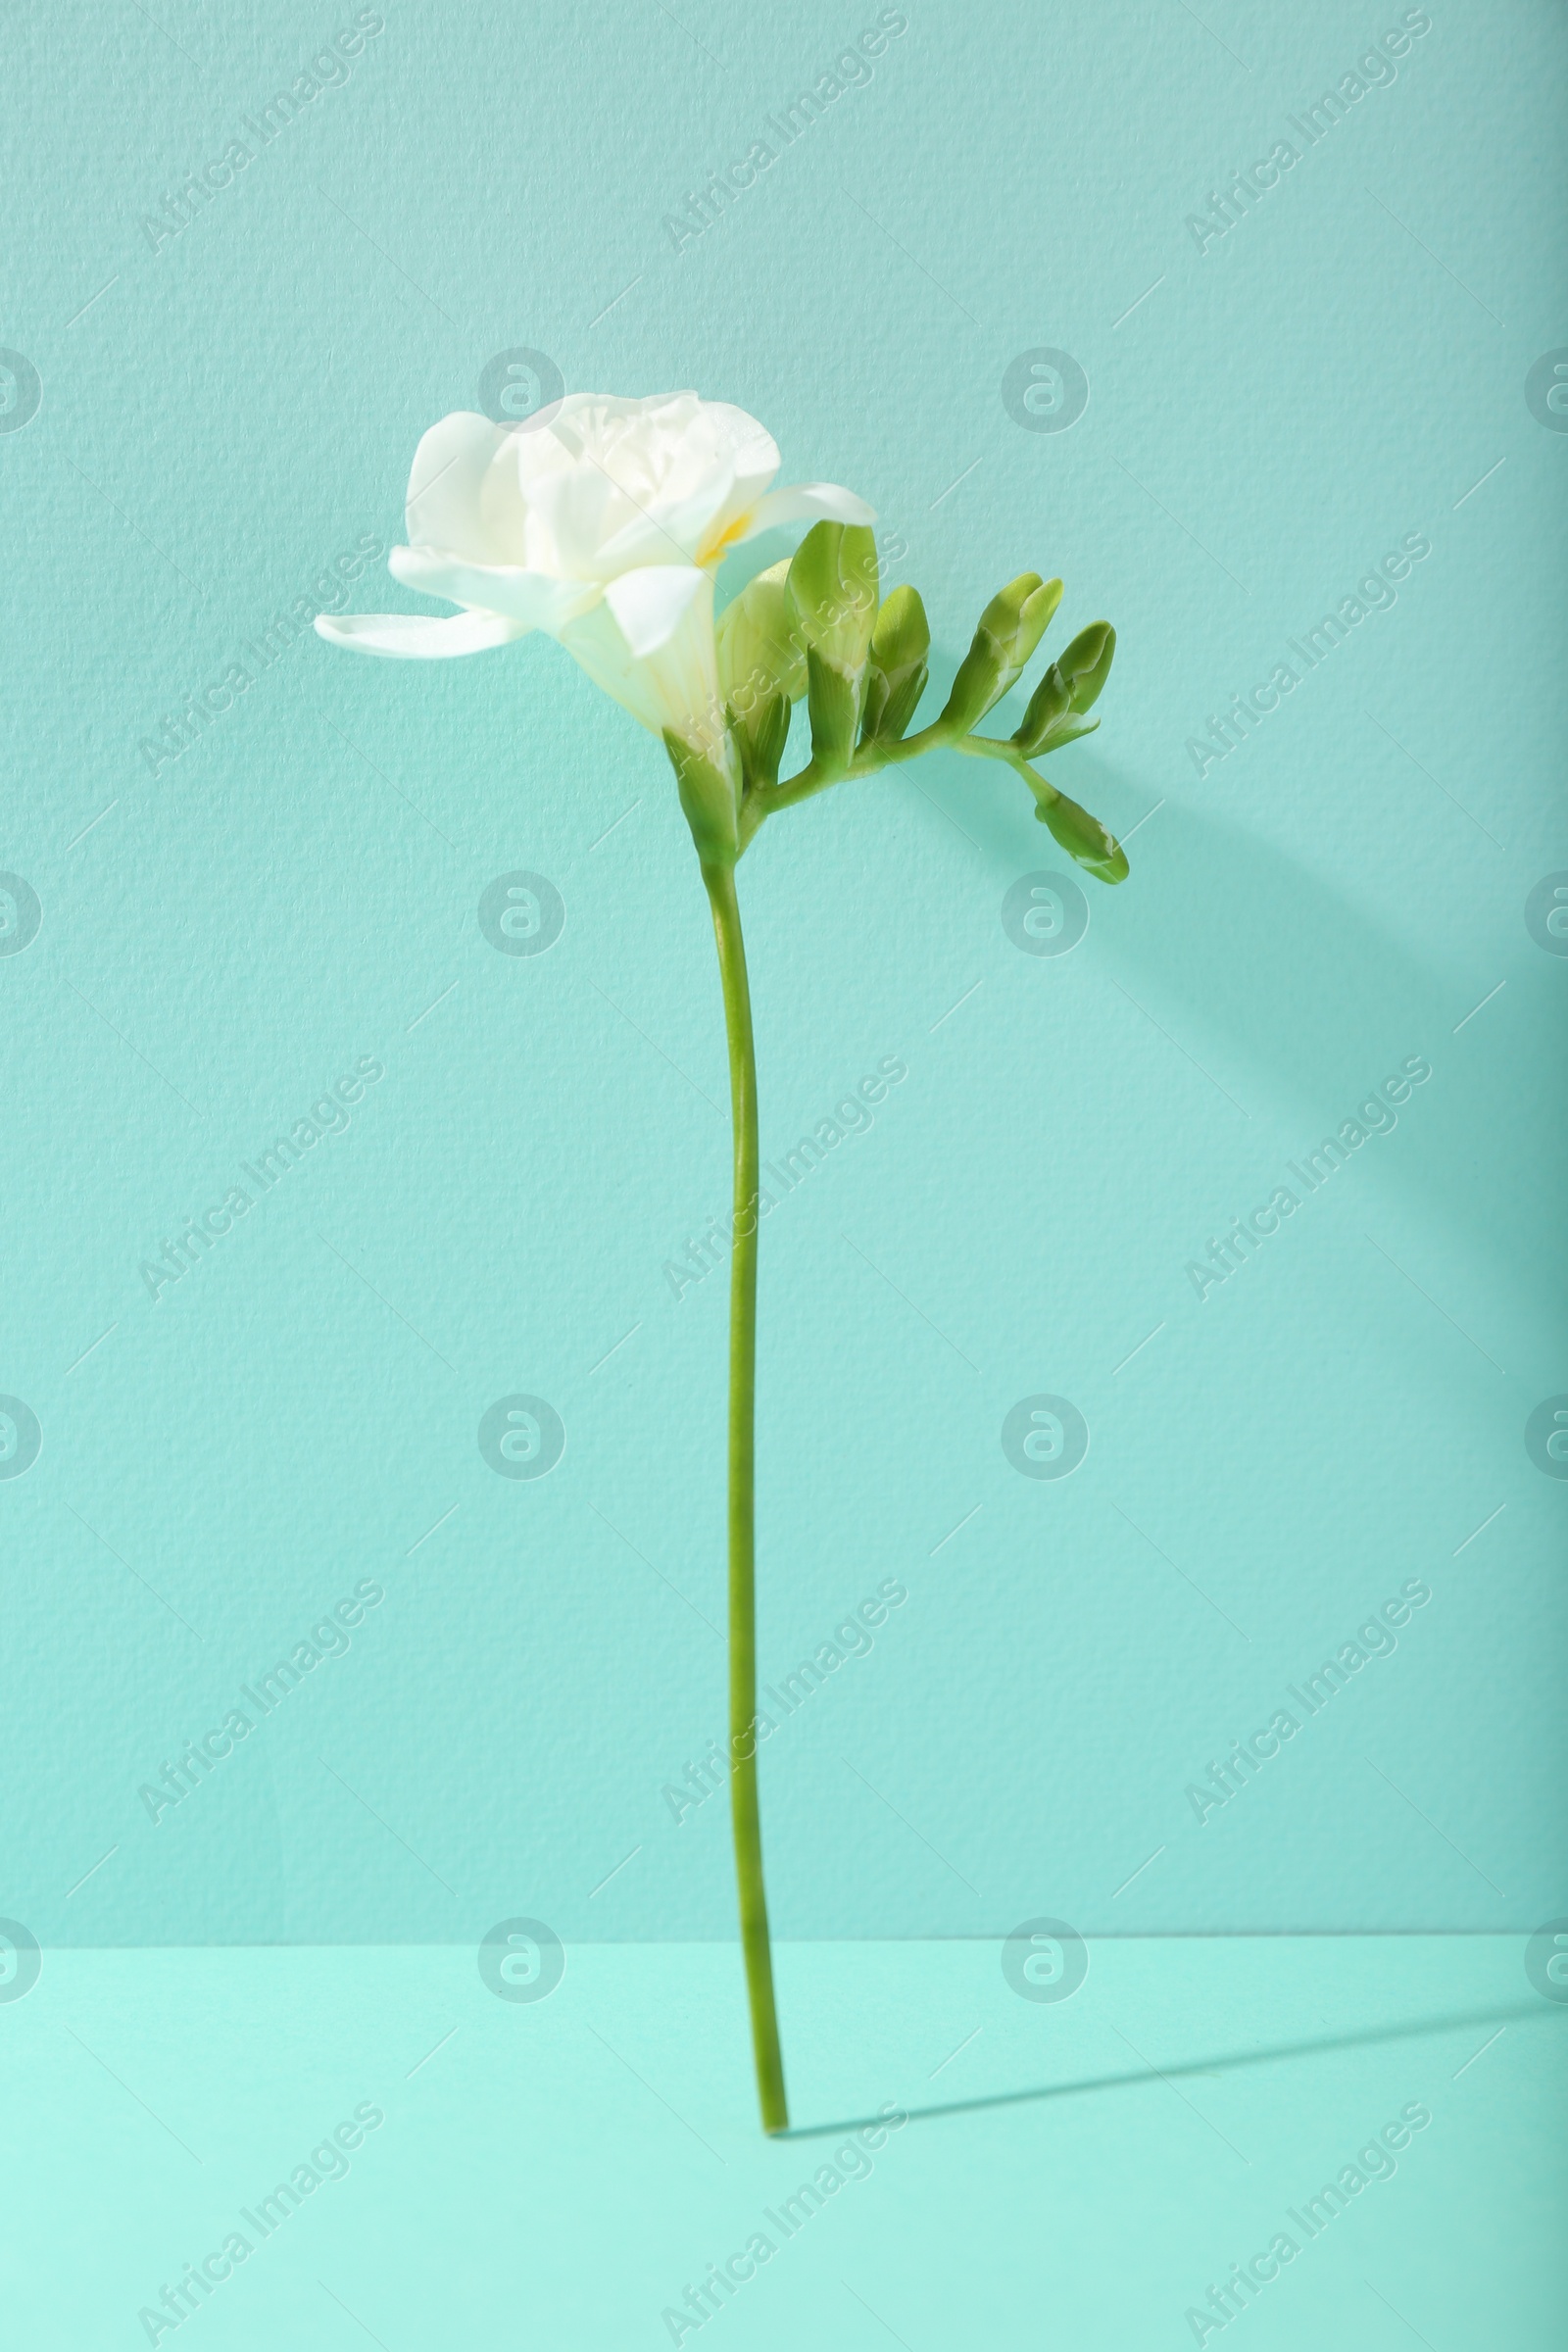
787, 523, 879, 773
1059, 620, 1115, 712
717, 562, 805, 789
716, 561, 808, 707
860, 585, 930, 745
1013, 621, 1115, 757
939, 574, 1062, 736
785, 523, 878, 671
1013, 664, 1071, 756
1033, 783, 1127, 883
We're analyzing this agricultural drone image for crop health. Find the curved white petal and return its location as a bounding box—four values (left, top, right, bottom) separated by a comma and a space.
524, 451, 656, 576
389, 544, 600, 633
735, 481, 877, 543
314, 609, 525, 660
404, 413, 513, 564
694, 400, 781, 492
602, 564, 710, 658
683, 402, 781, 559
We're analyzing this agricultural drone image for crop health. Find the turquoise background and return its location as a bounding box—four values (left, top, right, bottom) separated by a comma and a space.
3, 0, 1565, 1962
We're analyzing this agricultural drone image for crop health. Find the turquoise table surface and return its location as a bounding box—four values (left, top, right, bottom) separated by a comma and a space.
10, 1937, 1565, 2347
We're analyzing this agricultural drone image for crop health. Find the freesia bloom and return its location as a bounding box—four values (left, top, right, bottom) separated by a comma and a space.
311, 380, 1129, 2137
317, 391, 873, 758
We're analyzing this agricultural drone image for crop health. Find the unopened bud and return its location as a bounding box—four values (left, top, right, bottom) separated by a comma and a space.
717, 562, 805, 787
1033, 782, 1127, 883
939, 574, 1062, 736
785, 523, 878, 672
716, 562, 807, 708
787, 523, 879, 772
860, 585, 930, 745
1014, 622, 1115, 756
1059, 621, 1114, 712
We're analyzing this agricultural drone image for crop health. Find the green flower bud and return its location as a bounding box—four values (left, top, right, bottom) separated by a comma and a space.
785, 523, 879, 671
663, 726, 741, 865
1059, 620, 1115, 712
717, 562, 805, 790
1033, 783, 1127, 883
860, 584, 930, 745
1013, 664, 1071, 757
787, 523, 879, 773
939, 574, 1062, 736
716, 561, 808, 707
1013, 621, 1115, 757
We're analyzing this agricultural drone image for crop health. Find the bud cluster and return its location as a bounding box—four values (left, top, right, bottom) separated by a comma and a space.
681, 520, 1126, 885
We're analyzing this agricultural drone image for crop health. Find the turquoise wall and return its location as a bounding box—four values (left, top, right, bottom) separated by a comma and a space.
2, 0, 1563, 1946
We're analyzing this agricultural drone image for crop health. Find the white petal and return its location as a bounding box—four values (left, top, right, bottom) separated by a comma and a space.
388, 544, 599, 632
404, 413, 513, 564
649, 405, 776, 564
548, 389, 698, 439
736, 481, 877, 542
692, 400, 781, 492
560, 570, 723, 741
517, 395, 781, 574
314, 609, 525, 660
525, 452, 652, 575
601, 564, 710, 658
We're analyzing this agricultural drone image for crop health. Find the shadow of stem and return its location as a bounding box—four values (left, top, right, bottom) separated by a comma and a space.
777, 2000, 1553, 2140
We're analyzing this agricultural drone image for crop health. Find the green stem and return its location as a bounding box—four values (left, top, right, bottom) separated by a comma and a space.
955, 729, 1056, 796
955, 731, 1021, 767
743, 718, 956, 837
701, 858, 788, 2134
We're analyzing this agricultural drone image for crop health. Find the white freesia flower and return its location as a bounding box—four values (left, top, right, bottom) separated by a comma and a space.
316, 390, 873, 754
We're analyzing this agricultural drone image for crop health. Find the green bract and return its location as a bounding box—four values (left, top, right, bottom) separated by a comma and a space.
675, 529, 1128, 890
662, 727, 740, 864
